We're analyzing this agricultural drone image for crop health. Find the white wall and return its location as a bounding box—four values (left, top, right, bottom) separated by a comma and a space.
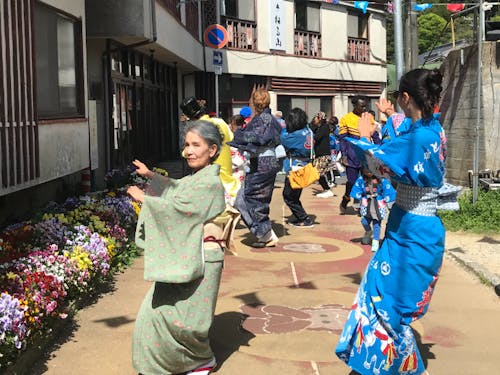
38, 122, 90, 179
214, 1, 386, 84
322, 6, 348, 60
154, 5, 205, 71
369, 13, 387, 64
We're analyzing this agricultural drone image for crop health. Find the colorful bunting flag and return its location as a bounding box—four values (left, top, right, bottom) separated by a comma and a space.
446, 3, 465, 12
354, 1, 369, 14
323, 0, 340, 4
414, 3, 433, 12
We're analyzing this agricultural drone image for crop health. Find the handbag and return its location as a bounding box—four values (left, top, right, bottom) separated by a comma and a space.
289, 162, 320, 189
288, 127, 320, 189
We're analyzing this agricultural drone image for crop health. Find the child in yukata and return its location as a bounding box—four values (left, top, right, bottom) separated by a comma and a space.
350, 167, 396, 252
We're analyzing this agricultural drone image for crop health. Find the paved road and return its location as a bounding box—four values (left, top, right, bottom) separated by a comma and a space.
25, 178, 500, 375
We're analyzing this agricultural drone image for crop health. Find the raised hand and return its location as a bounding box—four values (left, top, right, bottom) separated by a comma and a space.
376, 97, 395, 117
132, 159, 154, 178
127, 185, 145, 203
358, 112, 378, 139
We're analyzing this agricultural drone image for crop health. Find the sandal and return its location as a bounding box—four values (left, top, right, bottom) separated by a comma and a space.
185, 358, 216, 375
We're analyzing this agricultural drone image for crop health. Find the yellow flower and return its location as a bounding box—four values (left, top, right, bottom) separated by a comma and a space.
6, 271, 17, 280
131, 201, 141, 216
107, 191, 116, 197
71, 246, 92, 270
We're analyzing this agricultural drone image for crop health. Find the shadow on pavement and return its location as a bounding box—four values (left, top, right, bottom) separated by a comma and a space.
415, 329, 435, 369
93, 315, 135, 328
341, 272, 363, 285
210, 311, 256, 372
479, 236, 500, 244
22, 319, 79, 375
23, 281, 118, 375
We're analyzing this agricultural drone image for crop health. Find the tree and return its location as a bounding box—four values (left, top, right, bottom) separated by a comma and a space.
386, 15, 395, 64
417, 13, 448, 54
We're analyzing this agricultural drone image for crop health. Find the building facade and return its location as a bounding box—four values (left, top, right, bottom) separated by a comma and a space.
0, 0, 388, 225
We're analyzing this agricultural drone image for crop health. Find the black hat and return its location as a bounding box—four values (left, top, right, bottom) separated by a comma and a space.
180, 96, 205, 119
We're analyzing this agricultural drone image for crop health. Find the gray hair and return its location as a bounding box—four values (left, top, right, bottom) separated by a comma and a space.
184, 120, 222, 161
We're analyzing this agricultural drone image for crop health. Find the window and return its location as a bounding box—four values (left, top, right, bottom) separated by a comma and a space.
277, 96, 333, 120
295, 0, 320, 32
223, 0, 254, 21
34, 3, 83, 118
347, 11, 369, 39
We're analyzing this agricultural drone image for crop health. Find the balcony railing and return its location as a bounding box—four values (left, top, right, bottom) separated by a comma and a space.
185, 1, 199, 39
224, 17, 257, 51
158, 0, 181, 20
294, 30, 321, 57
347, 37, 370, 62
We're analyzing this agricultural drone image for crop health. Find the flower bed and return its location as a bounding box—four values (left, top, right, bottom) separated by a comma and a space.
0, 188, 142, 369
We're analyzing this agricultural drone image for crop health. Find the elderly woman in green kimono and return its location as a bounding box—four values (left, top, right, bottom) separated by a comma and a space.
127, 120, 226, 375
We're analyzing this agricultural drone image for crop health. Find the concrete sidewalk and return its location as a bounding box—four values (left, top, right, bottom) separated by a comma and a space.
27, 168, 500, 375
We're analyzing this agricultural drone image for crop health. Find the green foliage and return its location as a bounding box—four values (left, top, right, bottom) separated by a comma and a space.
491, 15, 500, 22
417, 13, 449, 54
111, 241, 143, 273
439, 189, 500, 233
386, 16, 395, 64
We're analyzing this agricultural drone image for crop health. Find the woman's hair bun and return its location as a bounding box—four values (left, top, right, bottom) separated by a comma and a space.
426, 69, 443, 96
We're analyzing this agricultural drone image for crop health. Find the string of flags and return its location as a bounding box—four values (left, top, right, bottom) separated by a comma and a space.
322, 1, 496, 14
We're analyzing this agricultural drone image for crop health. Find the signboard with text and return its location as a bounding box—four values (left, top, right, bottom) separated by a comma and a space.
270, 0, 285, 51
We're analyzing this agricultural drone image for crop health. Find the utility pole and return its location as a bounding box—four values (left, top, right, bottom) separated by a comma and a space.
215, 0, 220, 117
473, 0, 484, 203
393, 0, 405, 82
405, 0, 419, 70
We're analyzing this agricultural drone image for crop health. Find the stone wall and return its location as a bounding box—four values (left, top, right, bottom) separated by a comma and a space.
440, 41, 500, 186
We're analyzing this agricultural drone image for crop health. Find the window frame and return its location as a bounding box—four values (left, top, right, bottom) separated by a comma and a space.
34, 2, 85, 120
294, 0, 320, 33
223, 0, 255, 22
347, 10, 369, 40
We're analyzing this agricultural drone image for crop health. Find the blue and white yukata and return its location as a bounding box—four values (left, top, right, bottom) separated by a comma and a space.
350, 175, 396, 243
335, 115, 447, 374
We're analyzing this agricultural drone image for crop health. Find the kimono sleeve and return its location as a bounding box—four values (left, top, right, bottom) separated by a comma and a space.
147, 173, 172, 196
170, 176, 226, 222
380, 178, 396, 203
350, 176, 365, 200
348, 127, 444, 187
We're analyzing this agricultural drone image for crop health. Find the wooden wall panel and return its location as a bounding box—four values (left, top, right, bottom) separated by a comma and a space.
0, 0, 38, 189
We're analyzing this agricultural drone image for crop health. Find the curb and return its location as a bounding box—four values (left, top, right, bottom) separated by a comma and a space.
445, 249, 500, 289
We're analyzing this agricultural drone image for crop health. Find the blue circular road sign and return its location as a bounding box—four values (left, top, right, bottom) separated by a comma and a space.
204, 24, 228, 49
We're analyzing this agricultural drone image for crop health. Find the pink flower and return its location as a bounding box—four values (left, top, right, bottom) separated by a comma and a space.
46, 300, 57, 314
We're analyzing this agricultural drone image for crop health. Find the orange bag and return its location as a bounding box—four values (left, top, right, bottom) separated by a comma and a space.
288, 163, 320, 189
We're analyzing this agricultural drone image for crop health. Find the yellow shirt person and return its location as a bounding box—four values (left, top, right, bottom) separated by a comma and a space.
199, 114, 240, 203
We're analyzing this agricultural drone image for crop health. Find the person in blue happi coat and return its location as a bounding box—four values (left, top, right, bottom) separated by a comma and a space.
335, 68, 450, 375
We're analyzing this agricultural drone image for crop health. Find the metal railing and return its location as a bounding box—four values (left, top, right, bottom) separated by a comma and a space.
224, 17, 257, 51
294, 30, 321, 57
347, 37, 370, 62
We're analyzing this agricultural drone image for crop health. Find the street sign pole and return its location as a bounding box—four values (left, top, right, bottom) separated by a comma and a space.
204, 23, 227, 118
215, 1, 221, 117
215, 68, 219, 117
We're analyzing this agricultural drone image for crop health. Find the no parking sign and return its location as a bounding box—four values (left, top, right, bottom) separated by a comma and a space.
204, 24, 228, 49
